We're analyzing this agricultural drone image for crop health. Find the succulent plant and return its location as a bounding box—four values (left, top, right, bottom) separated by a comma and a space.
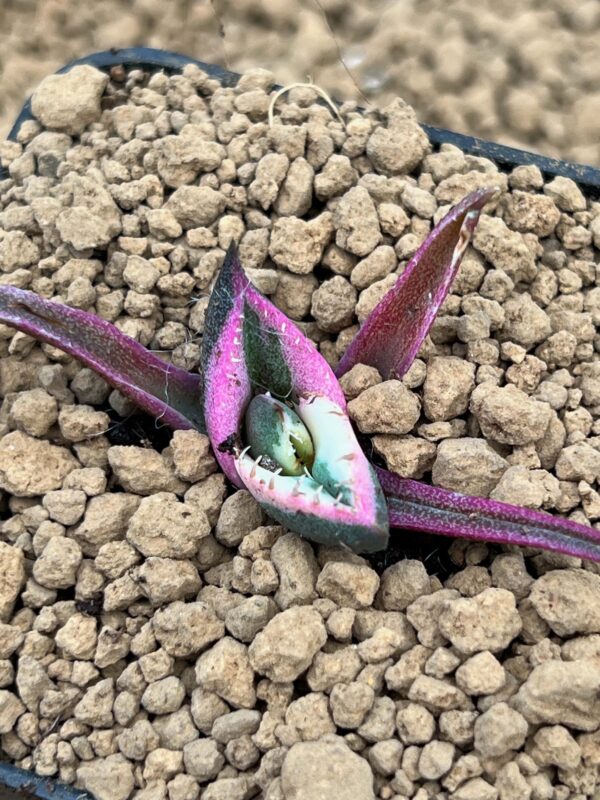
2, 187, 600, 561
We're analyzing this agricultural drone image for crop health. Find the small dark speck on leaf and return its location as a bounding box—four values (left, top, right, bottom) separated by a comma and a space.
218, 433, 238, 454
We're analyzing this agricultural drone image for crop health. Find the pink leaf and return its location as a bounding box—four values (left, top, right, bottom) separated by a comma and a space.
379, 467, 600, 562
202, 243, 348, 485
337, 187, 498, 379
0, 286, 204, 431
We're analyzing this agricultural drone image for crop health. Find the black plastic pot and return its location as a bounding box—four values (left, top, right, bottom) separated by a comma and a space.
0, 761, 90, 799
1, 46, 599, 799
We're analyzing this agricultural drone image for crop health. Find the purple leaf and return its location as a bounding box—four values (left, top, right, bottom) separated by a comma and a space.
336, 187, 498, 379
201, 246, 254, 486
202, 243, 347, 485
203, 244, 389, 550
0, 286, 204, 431
378, 467, 600, 562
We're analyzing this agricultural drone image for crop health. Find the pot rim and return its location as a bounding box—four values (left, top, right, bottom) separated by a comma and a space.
4, 45, 600, 196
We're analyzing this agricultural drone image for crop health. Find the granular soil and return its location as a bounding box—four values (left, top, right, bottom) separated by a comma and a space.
0, 61, 600, 800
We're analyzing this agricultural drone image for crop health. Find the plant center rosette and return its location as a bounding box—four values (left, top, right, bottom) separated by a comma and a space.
201, 244, 389, 551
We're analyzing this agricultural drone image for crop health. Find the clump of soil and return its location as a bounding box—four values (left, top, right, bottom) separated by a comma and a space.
3, 0, 600, 165
0, 63, 600, 800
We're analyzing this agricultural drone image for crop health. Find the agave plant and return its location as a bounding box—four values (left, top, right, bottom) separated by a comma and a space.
2, 187, 600, 562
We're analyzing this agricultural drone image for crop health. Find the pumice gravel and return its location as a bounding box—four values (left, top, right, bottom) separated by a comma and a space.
0, 62, 600, 800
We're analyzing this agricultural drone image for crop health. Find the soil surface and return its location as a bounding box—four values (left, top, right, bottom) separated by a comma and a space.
2, 0, 600, 165
0, 62, 600, 800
